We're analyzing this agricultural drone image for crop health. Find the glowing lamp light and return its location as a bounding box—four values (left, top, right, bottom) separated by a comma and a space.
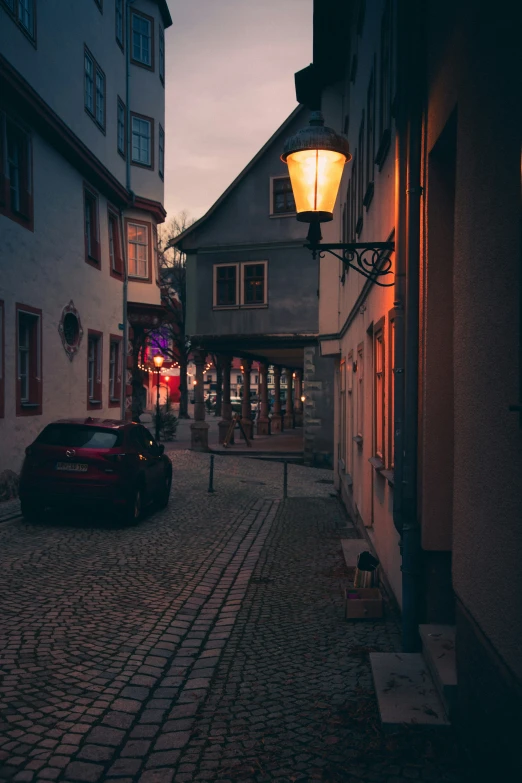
281, 111, 351, 223
301, 395, 306, 403
153, 355, 164, 369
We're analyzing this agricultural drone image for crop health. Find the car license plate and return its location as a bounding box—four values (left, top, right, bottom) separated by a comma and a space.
56, 462, 88, 472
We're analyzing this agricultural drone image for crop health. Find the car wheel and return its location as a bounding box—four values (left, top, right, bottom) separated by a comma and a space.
21, 499, 43, 523
158, 472, 172, 508
123, 487, 143, 525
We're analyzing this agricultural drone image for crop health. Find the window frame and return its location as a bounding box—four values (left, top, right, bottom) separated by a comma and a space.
130, 112, 154, 170
87, 329, 103, 409
213, 263, 239, 309
375, 0, 393, 170
339, 358, 346, 468
364, 64, 376, 209
108, 334, 123, 407
356, 342, 364, 441
115, 0, 124, 50
83, 183, 101, 268
84, 46, 106, 133
159, 25, 165, 84
0, 112, 34, 231
241, 261, 268, 308
269, 175, 296, 217
153, 224, 160, 287
1, 0, 36, 45
388, 308, 397, 470
130, 9, 154, 71
373, 317, 386, 463
356, 116, 364, 236
125, 218, 152, 283
16, 303, 42, 417
117, 97, 127, 159
346, 349, 354, 474
108, 205, 124, 280
158, 124, 164, 180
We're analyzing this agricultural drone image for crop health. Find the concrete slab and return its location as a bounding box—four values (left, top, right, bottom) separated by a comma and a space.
340, 539, 372, 568
419, 624, 457, 716
370, 652, 450, 727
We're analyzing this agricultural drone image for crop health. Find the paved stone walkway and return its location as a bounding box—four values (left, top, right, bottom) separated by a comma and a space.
0, 453, 461, 782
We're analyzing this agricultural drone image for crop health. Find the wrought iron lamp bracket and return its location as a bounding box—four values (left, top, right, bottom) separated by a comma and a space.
305, 223, 395, 287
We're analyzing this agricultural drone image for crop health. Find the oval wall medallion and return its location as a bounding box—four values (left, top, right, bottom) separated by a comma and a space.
58, 300, 83, 361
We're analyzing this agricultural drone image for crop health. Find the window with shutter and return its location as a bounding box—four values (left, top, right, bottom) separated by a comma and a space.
87, 330, 103, 408
108, 207, 123, 278
0, 113, 33, 229
84, 185, 100, 267
16, 303, 42, 416
108, 335, 122, 407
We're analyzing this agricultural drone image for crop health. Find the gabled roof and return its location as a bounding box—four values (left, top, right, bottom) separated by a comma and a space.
172, 104, 307, 249
157, 0, 173, 28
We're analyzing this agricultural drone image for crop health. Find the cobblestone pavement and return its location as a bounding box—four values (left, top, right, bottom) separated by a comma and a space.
0, 452, 462, 783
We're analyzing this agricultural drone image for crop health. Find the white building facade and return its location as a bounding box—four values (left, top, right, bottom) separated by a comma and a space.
0, 0, 172, 473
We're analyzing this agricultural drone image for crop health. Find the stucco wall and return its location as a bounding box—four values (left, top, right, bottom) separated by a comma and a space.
0, 131, 160, 474
0, 0, 165, 205
188, 246, 319, 338
427, 5, 522, 681
318, 0, 401, 605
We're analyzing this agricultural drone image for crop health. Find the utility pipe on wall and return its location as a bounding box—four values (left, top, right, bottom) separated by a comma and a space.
121, 0, 135, 420
393, 0, 425, 653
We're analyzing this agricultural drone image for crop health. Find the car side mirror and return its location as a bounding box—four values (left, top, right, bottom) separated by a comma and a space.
157, 444, 165, 455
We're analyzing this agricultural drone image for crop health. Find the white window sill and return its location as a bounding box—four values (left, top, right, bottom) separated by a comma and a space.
269, 212, 297, 219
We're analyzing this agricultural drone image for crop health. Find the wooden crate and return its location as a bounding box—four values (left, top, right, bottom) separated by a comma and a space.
344, 587, 383, 619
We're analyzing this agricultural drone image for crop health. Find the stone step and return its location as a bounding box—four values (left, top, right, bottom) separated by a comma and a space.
370, 652, 450, 728
340, 538, 372, 568
419, 624, 457, 717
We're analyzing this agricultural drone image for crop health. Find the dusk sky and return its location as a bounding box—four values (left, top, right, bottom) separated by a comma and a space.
164, 0, 313, 224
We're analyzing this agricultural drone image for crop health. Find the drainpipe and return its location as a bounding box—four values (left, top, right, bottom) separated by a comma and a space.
393, 0, 425, 652
121, 0, 135, 420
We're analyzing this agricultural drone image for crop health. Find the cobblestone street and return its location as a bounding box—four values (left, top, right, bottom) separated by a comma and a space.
0, 453, 461, 783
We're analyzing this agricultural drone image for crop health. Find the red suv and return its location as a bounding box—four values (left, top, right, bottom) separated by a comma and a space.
19, 418, 172, 523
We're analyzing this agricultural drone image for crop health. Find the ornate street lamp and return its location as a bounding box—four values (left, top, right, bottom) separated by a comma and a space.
153, 354, 164, 441
282, 111, 394, 286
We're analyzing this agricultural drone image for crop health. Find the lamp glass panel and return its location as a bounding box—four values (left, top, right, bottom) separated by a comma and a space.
287, 149, 346, 217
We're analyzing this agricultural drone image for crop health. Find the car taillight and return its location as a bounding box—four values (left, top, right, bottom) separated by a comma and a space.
104, 453, 128, 463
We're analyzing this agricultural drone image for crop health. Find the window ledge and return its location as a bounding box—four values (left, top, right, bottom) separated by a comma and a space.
269, 212, 297, 219
241, 304, 268, 310
88, 399, 102, 405
369, 456, 385, 472
375, 128, 391, 171
381, 469, 394, 486
353, 435, 363, 446
21, 402, 39, 408
109, 397, 120, 403
213, 305, 240, 311
363, 181, 374, 210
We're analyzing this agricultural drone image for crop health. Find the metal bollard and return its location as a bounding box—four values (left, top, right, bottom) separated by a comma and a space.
283, 459, 288, 499
208, 454, 215, 493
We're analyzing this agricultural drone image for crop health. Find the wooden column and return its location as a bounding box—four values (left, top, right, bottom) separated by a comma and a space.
240, 358, 253, 440
271, 366, 282, 433
218, 355, 233, 445
284, 369, 295, 429
257, 362, 270, 435
190, 349, 210, 451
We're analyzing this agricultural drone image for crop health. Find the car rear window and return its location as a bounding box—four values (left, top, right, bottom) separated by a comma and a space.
36, 425, 123, 449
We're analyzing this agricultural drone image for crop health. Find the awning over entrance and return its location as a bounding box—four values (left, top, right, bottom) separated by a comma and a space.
189, 333, 317, 369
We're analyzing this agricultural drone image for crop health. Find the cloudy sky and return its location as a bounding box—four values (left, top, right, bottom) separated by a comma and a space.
163, 0, 313, 223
